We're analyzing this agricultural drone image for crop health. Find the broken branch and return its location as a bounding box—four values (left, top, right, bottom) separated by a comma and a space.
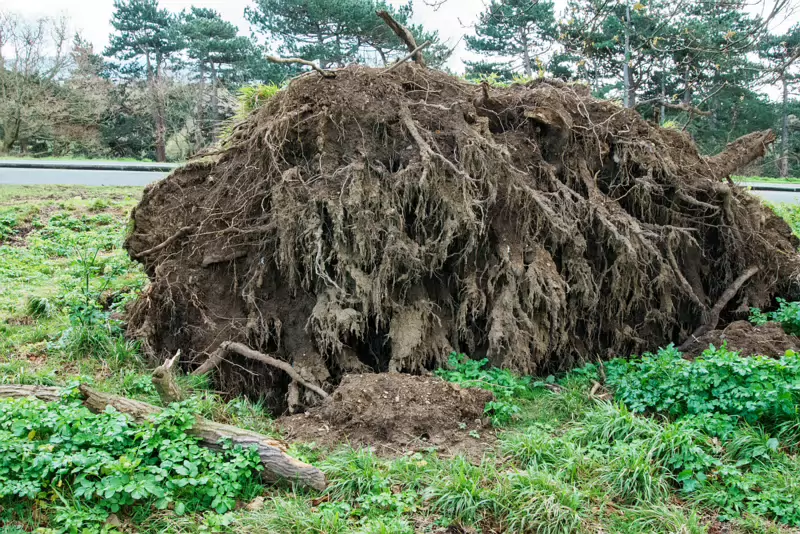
152, 350, 183, 404
376, 10, 426, 67
266, 55, 335, 78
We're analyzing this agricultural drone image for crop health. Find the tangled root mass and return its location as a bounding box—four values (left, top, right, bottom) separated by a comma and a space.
125, 66, 800, 410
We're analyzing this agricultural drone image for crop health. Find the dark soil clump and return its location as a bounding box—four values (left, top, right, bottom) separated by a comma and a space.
124, 65, 800, 410
279, 373, 494, 455
682, 320, 800, 358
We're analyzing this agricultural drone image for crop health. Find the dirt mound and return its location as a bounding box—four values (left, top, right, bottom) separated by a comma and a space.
682, 320, 800, 358
279, 373, 494, 455
124, 65, 800, 411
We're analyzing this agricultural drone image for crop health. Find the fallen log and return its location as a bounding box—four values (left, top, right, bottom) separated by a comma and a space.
0, 384, 326, 491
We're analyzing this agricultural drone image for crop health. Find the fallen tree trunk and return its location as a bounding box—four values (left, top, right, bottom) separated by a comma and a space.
0, 384, 326, 491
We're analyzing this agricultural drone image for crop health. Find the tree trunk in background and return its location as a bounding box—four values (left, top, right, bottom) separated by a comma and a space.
194, 62, 206, 151
623, 2, 634, 108
146, 54, 167, 163
521, 31, 532, 78
683, 63, 693, 105
210, 62, 219, 138
2, 112, 21, 153
153, 82, 167, 163
780, 75, 790, 178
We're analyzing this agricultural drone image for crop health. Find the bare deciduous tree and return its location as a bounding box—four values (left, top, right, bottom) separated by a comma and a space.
0, 12, 71, 153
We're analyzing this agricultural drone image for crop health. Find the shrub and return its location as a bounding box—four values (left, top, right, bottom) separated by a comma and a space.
0, 395, 264, 532
606, 344, 800, 424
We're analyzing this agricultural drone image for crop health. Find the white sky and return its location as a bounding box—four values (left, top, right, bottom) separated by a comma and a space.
1, 0, 797, 93
0, 0, 488, 71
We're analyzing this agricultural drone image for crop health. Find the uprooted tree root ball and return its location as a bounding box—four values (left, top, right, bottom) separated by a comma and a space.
125, 65, 800, 412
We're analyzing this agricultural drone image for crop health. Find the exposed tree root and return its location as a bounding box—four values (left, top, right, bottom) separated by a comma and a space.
678, 266, 760, 351
192, 341, 329, 400
124, 66, 800, 412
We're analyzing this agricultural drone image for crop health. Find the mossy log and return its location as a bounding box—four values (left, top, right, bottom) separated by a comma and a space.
0, 384, 326, 491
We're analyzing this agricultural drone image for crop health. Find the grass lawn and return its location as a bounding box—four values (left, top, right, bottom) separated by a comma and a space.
734, 176, 800, 184
0, 185, 797, 534
0, 156, 158, 164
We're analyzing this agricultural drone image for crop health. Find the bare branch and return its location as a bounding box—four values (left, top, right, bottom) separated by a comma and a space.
266, 55, 335, 78
376, 10, 426, 67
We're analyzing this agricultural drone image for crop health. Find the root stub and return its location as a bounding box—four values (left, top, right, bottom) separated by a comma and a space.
124, 66, 800, 408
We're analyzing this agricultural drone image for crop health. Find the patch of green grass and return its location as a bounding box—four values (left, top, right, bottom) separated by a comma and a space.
734, 175, 800, 184
3, 185, 800, 532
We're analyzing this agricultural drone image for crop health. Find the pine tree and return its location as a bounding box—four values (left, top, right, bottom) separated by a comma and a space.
759, 25, 800, 177
245, 0, 449, 69
104, 0, 183, 162
465, 0, 557, 78
181, 7, 253, 146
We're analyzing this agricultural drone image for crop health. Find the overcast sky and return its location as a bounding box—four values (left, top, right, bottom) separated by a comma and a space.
1, 0, 797, 83
0, 0, 491, 72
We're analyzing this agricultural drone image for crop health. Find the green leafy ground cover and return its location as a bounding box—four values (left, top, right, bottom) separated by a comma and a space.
0, 185, 798, 533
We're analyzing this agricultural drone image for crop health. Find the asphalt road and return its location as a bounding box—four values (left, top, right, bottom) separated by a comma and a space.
1, 165, 799, 203
734, 182, 800, 204
0, 167, 168, 186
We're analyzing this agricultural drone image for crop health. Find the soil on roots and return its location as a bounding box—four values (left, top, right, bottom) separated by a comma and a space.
682, 320, 800, 358
278, 373, 495, 456
124, 65, 800, 412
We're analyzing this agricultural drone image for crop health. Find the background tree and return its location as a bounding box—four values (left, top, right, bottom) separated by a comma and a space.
104, 0, 183, 162
0, 13, 71, 153
465, 0, 557, 78
245, 0, 450, 69
181, 7, 253, 147
759, 25, 800, 177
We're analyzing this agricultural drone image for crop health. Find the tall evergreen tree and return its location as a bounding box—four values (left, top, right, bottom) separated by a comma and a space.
245, 0, 449, 69
465, 0, 557, 78
181, 7, 253, 146
759, 25, 800, 177
104, 0, 183, 162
